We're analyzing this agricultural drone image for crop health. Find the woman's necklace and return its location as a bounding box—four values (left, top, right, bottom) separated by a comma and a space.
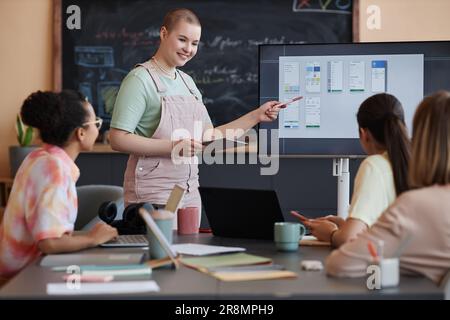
151, 56, 176, 79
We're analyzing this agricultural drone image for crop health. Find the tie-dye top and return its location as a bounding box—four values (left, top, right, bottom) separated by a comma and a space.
0, 144, 80, 278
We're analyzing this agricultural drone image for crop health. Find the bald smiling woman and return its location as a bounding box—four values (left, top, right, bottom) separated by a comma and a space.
109, 8, 283, 226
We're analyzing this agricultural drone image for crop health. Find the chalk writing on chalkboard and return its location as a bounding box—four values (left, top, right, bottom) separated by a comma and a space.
75, 46, 114, 67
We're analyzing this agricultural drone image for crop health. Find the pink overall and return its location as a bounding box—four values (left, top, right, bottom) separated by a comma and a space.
123, 61, 210, 227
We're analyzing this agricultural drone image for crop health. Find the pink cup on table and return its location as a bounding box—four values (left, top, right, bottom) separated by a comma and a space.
177, 207, 199, 235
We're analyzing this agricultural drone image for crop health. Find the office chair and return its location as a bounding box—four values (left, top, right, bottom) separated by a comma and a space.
75, 184, 124, 230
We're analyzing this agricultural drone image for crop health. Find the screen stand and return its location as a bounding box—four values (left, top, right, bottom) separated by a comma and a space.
333, 158, 350, 219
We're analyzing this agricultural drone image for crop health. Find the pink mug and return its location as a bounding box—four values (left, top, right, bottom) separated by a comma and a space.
177, 207, 199, 235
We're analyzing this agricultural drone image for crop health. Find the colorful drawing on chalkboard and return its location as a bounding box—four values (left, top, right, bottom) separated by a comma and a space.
293, 0, 352, 14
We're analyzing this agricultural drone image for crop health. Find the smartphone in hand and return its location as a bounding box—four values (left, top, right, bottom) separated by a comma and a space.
290, 211, 310, 221
290, 211, 312, 235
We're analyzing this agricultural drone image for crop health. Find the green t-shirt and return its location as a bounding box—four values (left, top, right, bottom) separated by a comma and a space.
111, 66, 211, 137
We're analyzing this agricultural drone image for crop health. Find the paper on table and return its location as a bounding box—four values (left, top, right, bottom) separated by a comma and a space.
172, 243, 246, 256
47, 281, 160, 295
300, 235, 330, 247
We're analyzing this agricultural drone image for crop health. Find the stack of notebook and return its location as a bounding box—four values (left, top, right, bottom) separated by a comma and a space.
44, 253, 152, 282
44, 253, 159, 295
180, 252, 297, 282
58, 264, 153, 282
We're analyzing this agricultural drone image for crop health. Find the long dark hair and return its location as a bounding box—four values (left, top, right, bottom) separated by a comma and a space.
21, 90, 88, 147
357, 93, 411, 195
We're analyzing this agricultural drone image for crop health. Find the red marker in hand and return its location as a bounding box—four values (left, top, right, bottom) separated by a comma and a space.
274, 96, 303, 108
266, 96, 303, 116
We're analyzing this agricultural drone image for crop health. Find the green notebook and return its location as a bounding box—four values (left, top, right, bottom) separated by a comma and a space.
181, 253, 271, 271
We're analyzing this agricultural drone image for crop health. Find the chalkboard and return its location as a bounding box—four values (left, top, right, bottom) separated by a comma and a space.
57, 0, 353, 129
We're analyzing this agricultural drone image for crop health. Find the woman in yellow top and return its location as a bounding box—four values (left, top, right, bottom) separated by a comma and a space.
292, 93, 411, 247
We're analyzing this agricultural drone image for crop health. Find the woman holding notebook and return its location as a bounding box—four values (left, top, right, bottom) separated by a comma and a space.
109, 8, 282, 223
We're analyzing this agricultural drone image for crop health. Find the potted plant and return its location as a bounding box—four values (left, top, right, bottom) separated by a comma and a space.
9, 114, 37, 177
